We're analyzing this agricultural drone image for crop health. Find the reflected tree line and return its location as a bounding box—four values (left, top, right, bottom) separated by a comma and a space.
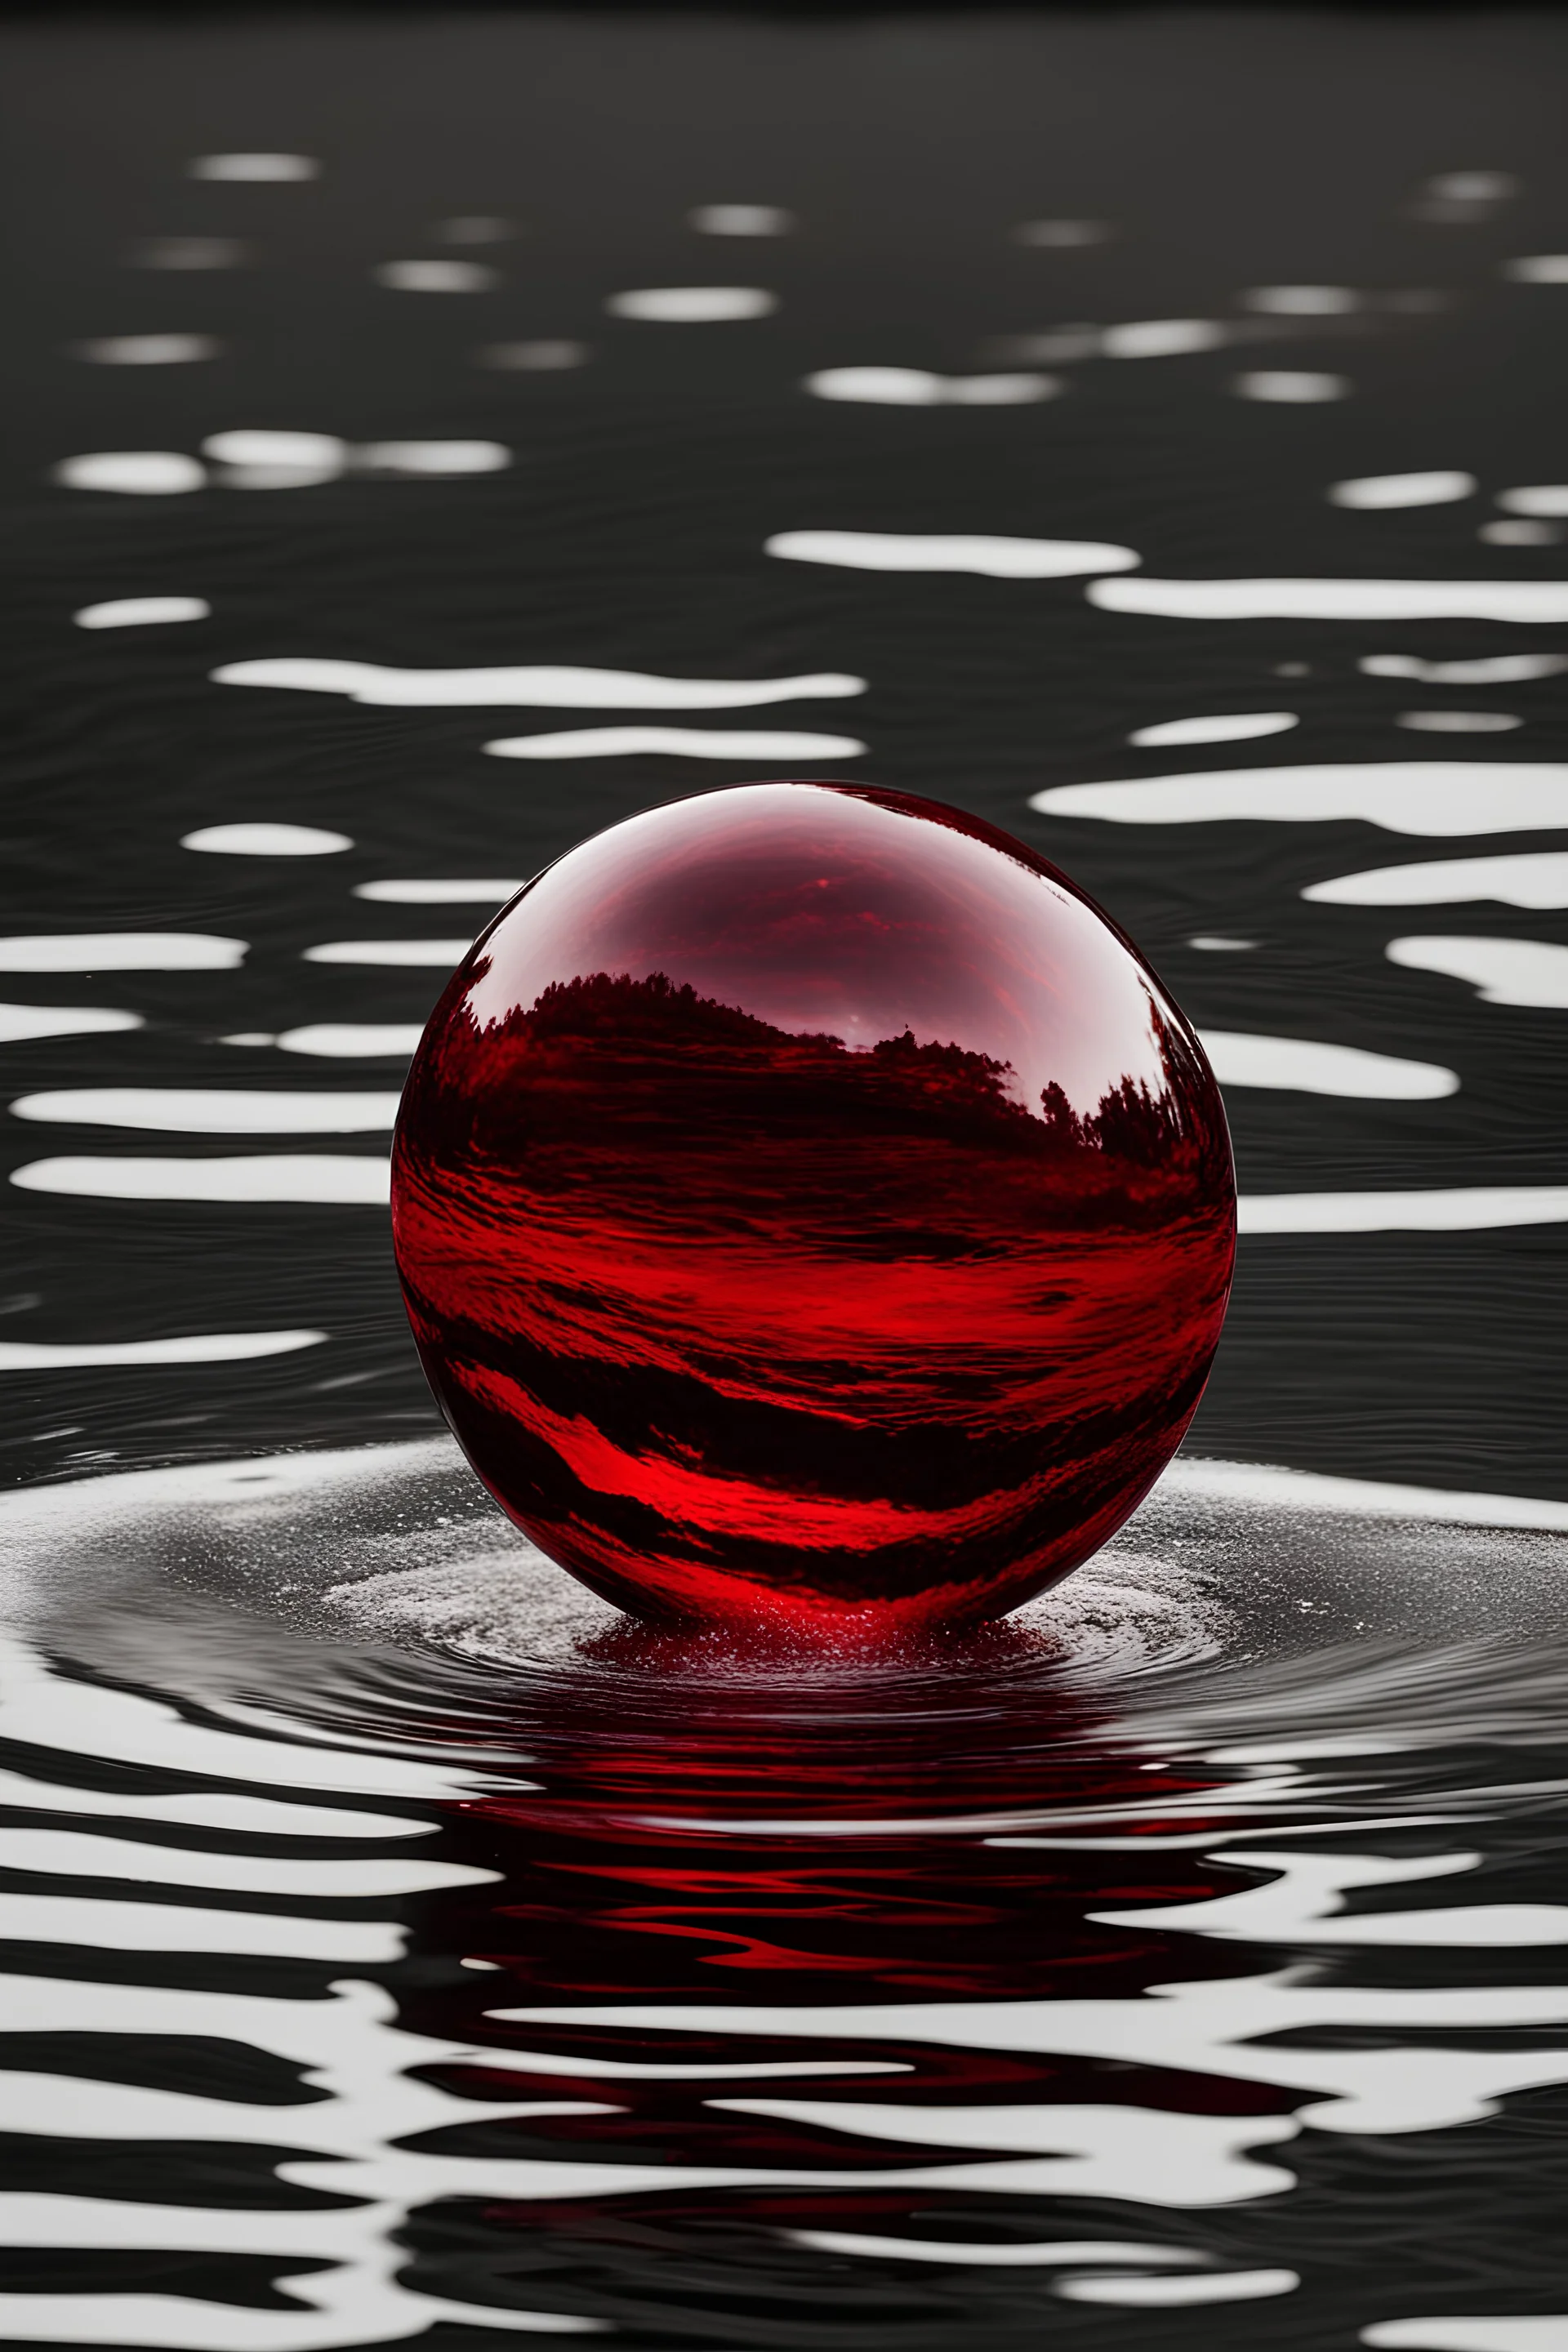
425, 968, 1224, 1189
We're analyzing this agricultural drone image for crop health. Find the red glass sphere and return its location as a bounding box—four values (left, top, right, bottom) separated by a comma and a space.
392, 782, 1234, 1633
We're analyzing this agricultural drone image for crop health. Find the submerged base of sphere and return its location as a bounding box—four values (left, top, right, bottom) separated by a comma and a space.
392, 782, 1235, 1632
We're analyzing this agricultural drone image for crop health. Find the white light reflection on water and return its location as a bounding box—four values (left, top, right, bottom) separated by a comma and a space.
1369, 2324, 1568, 2350
1061, 2269, 1299, 2305
0, 1895, 403, 1961
355, 440, 509, 475
483, 724, 865, 760
59, 437, 516, 496
188, 154, 318, 181
10, 1156, 390, 1204
1398, 710, 1521, 732
1129, 711, 1297, 746
51, 452, 206, 495
1237, 1187, 1568, 1232
690, 204, 795, 236
203, 430, 346, 489
0, 1331, 324, 1370
1032, 761, 1568, 832
607, 286, 776, 322
76, 596, 210, 629
71, 335, 220, 366
786, 2229, 1203, 2266
1232, 370, 1352, 401
1089, 577, 1568, 619
769, 529, 1139, 575
0, 934, 245, 969
1386, 935, 1568, 1006
0, 1004, 142, 1041
1244, 284, 1363, 313
805, 368, 1060, 404
11, 1089, 401, 1134
354, 880, 519, 903
215, 657, 863, 707
302, 940, 471, 966
372, 260, 499, 294
1423, 171, 1519, 203
1499, 486, 1568, 516
1330, 471, 1477, 508
0, 1825, 493, 1897
1102, 318, 1227, 358
244, 1025, 425, 1058
484, 2051, 908, 2081
1481, 519, 1563, 546
1199, 1031, 1457, 1099
1361, 654, 1568, 683
1307, 850, 1568, 906
184, 824, 352, 855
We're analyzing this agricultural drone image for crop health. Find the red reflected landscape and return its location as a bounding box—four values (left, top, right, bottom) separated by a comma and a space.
393, 783, 1235, 1628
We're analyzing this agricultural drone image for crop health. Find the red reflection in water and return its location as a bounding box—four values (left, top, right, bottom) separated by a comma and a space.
394, 1635, 1297, 2262
414, 1620, 1269, 2017
393, 783, 1235, 1630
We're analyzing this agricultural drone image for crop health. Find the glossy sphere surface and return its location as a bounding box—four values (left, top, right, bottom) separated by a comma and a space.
392, 782, 1235, 1632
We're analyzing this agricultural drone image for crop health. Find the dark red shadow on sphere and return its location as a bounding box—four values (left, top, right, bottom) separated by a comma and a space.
391, 782, 1235, 1632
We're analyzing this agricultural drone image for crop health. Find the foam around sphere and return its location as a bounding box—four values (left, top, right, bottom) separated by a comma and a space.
392, 782, 1235, 1631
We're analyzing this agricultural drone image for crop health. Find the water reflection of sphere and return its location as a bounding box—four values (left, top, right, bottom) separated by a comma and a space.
392, 782, 1235, 1632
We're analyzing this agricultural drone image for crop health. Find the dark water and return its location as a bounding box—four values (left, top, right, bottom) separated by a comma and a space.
4, 8, 1568, 2349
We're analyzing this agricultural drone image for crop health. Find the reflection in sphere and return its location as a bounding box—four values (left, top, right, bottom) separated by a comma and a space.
392, 782, 1235, 1632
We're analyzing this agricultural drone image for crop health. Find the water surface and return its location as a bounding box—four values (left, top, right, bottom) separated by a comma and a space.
4, 9, 1568, 2346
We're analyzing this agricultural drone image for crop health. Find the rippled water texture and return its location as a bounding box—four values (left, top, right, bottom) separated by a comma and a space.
6, 6, 1568, 2348
8, 1446, 1568, 2350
